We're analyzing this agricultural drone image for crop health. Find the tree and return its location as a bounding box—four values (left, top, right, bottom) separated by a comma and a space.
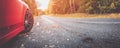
47, 0, 120, 14
23, 0, 39, 16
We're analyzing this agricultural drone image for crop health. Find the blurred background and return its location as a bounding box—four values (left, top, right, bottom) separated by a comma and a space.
23, 0, 120, 18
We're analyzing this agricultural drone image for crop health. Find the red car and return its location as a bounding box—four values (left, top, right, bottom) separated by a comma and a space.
0, 0, 34, 45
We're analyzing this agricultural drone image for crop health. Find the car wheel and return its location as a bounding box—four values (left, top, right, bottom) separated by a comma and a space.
24, 10, 34, 32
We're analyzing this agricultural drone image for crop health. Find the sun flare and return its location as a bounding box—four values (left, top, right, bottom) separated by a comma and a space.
36, 0, 50, 11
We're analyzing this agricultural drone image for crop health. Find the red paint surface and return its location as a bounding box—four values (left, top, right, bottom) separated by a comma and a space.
0, 0, 28, 45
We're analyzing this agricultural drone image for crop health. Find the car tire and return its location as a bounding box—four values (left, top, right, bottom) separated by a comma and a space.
24, 10, 34, 32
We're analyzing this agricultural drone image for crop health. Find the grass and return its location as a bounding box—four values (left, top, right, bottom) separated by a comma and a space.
50, 13, 120, 18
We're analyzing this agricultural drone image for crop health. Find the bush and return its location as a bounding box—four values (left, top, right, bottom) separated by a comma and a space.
85, 0, 120, 14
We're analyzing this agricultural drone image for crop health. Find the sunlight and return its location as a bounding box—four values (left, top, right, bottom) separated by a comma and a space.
36, 0, 50, 11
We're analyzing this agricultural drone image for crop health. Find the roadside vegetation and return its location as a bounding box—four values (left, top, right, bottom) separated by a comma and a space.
47, 0, 120, 14
46, 0, 120, 18
51, 13, 120, 18
23, 0, 44, 16
23, 0, 120, 18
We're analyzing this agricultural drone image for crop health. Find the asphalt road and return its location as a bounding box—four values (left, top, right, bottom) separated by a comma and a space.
1, 15, 120, 48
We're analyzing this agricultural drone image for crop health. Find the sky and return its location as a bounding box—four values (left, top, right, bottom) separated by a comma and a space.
36, 0, 50, 11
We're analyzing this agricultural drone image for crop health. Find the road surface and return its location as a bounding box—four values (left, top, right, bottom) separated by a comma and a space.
1, 15, 120, 48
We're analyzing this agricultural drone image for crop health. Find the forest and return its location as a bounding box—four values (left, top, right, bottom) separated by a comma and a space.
47, 0, 120, 14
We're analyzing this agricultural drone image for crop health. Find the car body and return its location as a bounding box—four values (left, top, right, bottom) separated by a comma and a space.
0, 0, 34, 45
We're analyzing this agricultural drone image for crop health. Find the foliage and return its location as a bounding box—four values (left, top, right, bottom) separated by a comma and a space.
23, 0, 39, 16
47, 0, 120, 14
89, 0, 120, 14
